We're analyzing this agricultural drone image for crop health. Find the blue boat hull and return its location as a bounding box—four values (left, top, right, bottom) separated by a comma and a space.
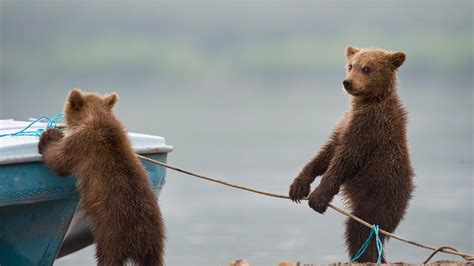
0, 153, 167, 266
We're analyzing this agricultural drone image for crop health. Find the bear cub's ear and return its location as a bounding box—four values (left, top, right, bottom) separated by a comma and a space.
388, 51, 406, 69
104, 92, 119, 109
346, 46, 360, 59
68, 89, 84, 111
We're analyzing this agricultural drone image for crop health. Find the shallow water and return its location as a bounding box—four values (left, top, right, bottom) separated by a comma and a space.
1, 1, 472, 265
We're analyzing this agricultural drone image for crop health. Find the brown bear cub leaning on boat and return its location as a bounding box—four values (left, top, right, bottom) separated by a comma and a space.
38, 89, 165, 266
289, 46, 414, 263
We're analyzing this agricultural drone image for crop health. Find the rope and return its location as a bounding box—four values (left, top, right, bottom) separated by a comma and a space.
0, 114, 63, 138
423, 246, 462, 264
351, 224, 383, 263
136, 154, 474, 263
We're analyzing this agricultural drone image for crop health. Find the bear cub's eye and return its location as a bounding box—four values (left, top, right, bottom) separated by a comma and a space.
348, 64, 352, 71
362, 66, 370, 74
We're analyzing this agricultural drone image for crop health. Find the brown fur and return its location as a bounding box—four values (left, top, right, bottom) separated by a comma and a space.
38, 89, 165, 265
289, 47, 414, 263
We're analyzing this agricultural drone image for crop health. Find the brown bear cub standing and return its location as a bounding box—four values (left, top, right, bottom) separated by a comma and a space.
289, 47, 414, 263
38, 90, 165, 265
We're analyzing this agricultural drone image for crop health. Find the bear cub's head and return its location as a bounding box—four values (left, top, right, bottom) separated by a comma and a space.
65, 89, 118, 127
343, 46, 406, 100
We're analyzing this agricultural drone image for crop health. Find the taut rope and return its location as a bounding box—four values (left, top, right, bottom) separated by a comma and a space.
137, 154, 474, 264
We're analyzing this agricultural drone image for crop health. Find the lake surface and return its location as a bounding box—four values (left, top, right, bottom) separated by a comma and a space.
3, 77, 472, 265
1, 1, 472, 265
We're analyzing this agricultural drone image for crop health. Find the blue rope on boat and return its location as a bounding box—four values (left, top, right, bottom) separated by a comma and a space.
0, 114, 64, 138
351, 224, 383, 263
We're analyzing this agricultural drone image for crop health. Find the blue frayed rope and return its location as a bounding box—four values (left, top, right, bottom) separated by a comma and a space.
351, 224, 383, 263
0, 114, 64, 138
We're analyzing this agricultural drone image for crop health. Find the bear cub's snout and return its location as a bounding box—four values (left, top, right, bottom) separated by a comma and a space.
343, 79, 353, 91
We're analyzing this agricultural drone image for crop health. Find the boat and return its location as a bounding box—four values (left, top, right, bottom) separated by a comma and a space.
0, 119, 173, 266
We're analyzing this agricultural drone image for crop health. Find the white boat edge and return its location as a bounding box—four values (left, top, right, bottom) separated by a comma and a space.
0, 120, 174, 165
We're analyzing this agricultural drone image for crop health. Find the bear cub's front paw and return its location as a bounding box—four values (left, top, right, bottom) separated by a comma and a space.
38, 128, 64, 154
289, 179, 311, 203
308, 189, 332, 214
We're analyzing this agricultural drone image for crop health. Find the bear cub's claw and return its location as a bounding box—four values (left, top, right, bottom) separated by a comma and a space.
289, 179, 311, 203
38, 128, 64, 154
308, 189, 331, 214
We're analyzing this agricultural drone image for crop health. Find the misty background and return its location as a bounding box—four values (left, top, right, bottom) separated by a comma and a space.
1, 1, 472, 265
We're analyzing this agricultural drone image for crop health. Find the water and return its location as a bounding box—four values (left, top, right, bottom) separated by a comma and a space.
1, 1, 472, 265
